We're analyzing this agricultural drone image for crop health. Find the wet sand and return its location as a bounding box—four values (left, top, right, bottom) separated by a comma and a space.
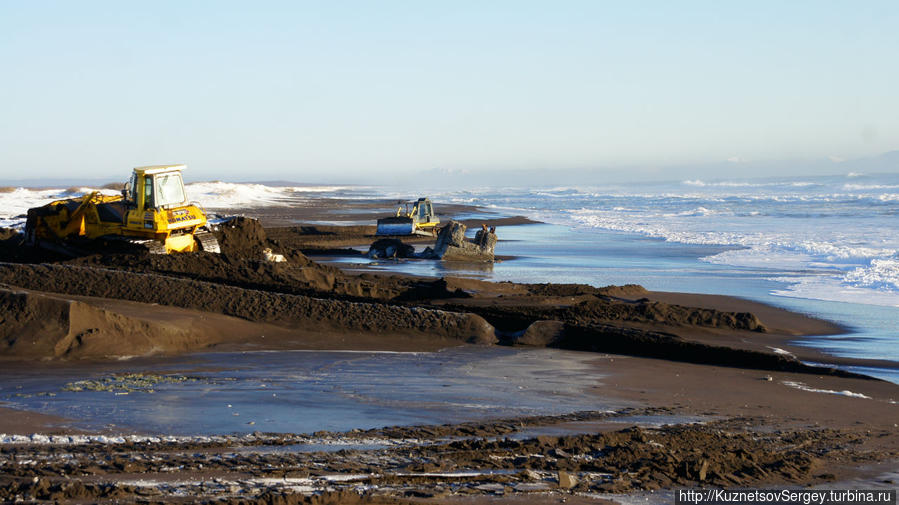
0, 198, 897, 503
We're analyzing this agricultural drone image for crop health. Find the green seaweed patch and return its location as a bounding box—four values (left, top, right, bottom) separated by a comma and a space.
62, 373, 199, 394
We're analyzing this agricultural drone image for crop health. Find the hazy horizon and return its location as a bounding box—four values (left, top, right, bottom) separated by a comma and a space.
2, 1, 897, 183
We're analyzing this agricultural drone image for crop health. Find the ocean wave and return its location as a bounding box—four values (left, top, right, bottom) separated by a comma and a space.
186, 182, 353, 208
0, 187, 120, 220
568, 207, 899, 297
843, 183, 899, 191
683, 179, 817, 188
0, 182, 359, 220
663, 206, 719, 217
843, 259, 899, 292
770, 276, 899, 308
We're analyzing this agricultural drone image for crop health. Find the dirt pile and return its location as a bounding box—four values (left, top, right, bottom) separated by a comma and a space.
63, 251, 456, 302
67, 250, 340, 296
0, 227, 19, 241
519, 282, 647, 298
267, 224, 382, 251
557, 322, 865, 378
0, 229, 68, 264
0, 287, 220, 359
0, 288, 72, 357
214, 216, 283, 259
367, 238, 415, 259
0, 263, 498, 356
439, 295, 767, 334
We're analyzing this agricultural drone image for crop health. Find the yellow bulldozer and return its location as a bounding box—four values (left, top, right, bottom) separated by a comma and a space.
25, 164, 220, 255
375, 197, 440, 236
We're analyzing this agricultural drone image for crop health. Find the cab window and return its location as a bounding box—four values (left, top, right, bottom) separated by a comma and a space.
143, 176, 154, 209
154, 173, 187, 208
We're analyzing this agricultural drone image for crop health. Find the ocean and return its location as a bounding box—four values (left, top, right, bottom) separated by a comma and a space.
2, 172, 898, 382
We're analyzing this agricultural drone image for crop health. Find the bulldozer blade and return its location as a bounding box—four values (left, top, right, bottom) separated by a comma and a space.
376, 218, 415, 236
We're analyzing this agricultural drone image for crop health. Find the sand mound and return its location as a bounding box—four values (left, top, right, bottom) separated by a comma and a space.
521, 282, 649, 299
68, 250, 339, 296
213, 216, 270, 258
441, 295, 767, 334
596, 283, 649, 298
0, 288, 205, 359
0, 229, 61, 264
0, 263, 497, 359
0, 228, 19, 241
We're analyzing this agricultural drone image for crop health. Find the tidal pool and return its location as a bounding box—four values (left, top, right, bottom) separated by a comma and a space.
0, 347, 627, 435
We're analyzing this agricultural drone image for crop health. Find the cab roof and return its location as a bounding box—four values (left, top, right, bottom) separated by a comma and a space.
133, 164, 187, 175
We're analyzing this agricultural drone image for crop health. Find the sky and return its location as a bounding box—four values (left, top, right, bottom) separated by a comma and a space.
1, 1, 897, 184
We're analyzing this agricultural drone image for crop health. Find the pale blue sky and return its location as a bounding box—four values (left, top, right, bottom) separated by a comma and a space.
1, 1, 897, 183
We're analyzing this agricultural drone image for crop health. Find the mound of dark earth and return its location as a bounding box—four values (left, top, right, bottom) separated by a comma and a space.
0, 287, 218, 359
0, 262, 497, 358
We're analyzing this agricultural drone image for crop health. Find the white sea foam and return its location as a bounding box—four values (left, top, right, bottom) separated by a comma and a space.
563, 184, 899, 307
843, 259, 899, 291
0, 187, 122, 228
843, 183, 899, 191
0, 187, 116, 218
186, 182, 354, 209
781, 380, 871, 399
0, 431, 412, 447
683, 179, 816, 188
771, 276, 899, 308
767, 347, 795, 357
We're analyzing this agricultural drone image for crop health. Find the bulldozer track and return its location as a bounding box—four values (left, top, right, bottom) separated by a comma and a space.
195, 231, 221, 254
146, 240, 167, 255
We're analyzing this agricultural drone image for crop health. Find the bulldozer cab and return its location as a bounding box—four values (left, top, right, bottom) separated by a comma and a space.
414, 198, 434, 222
376, 197, 439, 236
124, 165, 189, 212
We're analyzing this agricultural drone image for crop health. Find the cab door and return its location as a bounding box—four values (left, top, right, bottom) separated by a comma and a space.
123, 174, 157, 232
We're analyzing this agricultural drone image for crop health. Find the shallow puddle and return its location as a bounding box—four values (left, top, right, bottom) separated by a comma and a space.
0, 347, 629, 435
